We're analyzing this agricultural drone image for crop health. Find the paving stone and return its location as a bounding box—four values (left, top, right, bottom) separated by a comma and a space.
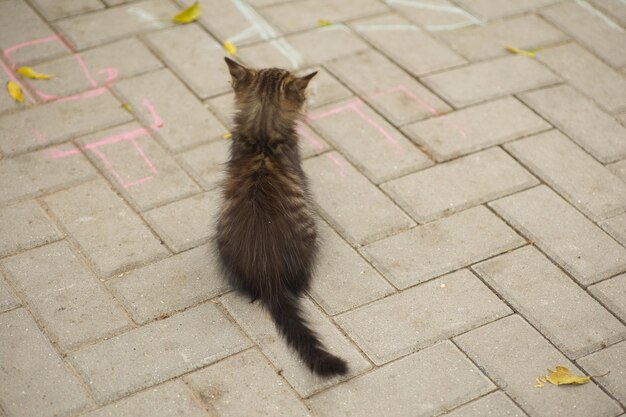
70, 302, 251, 403
24, 38, 163, 100
337, 269, 511, 365
108, 244, 229, 324
474, 246, 626, 359
258, 0, 387, 34
455, 0, 559, 20
143, 191, 219, 253
144, 24, 229, 99
325, 50, 452, 126
57, 0, 177, 50
177, 139, 230, 191
489, 185, 626, 286
308, 221, 394, 316
609, 159, 626, 182
442, 391, 526, 417
43, 180, 169, 277
589, 0, 626, 27
578, 341, 626, 405
520, 85, 626, 164
541, 1, 626, 69
0, 274, 20, 313
387, 0, 482, 32
0, 91, 132, 156
185, 349, 311, 417
454, 315, 622, 417
308, 98, 432, 184
382, 147, 537, 223
0, 308, 91, 417
402, 96, 550, 161
220, 292, 371, 397
0, 145, 97, 206
351, 13, 466, 76
601, 213, 626, 246
297, 66, 353, 110
589, 273, 626, 323
422, 55, 559, 108
80, 380, 207, 417
0, 200, 62, 258
437, 14, 567, 62
205, 93, 236, 129
505, 130, 626, 221
296, 122, 331, 158
29, 0, 104, 20
307, 341, 494, 417
0, 0, 69, 66
361, 206, 524, 289
77, 122, 201, 212
303, 152, 415, 246
1, 241, 131, 351
114, 69, 226, 153
538, 43, 626, 113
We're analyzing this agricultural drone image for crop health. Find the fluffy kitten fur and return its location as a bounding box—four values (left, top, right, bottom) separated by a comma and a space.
215, 58, 348, 377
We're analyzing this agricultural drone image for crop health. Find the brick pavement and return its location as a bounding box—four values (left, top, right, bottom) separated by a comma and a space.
0, 0, 625, 416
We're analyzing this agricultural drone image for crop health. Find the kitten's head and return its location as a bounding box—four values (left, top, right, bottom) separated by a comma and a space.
225, 57, 317, 116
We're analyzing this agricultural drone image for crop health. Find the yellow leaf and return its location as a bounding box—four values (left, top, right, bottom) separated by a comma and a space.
17, 66, 53, 80
173, 2, 200, 24
223, 41, 237, 56
121, 103, 133, 113
6, 80, 24, 103
223, 132, 232, 139
534, 377, 545, 388
546, 366, 590, 386
505, 45, 536, 58
318, 18, 332, 27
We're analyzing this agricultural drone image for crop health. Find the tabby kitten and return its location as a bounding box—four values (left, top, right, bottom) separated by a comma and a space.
215, 58, 348, 377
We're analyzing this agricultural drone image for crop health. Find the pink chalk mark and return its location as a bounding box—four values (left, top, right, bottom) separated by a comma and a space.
308, 99, 361, 121
296, 122, 324, 152
348, 102, 401, 151
2, 35, 63, 63
84, 127, 149, 149
99, 67, 118, 84
73, 53, 98, 88
90, 147, 127, 185
325, 153, 346, 178
130, 138, 158, 175
143, 99, 163, 129
122, 175, 154, 188
32, 129, 80, 159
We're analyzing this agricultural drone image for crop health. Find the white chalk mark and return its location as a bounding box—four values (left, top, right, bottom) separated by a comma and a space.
354, 24, 422, 32
126, 6, 166, 29
227, 26, 257, 44
385, 0, 482, 31
576, 0, 624, 32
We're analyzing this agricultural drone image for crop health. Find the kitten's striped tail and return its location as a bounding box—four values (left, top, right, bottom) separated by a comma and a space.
266, 291, 348, 377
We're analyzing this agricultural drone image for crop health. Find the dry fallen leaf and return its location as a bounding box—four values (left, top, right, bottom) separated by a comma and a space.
6, 80, 24, 103
173, 2, 200, 24
223, 41, 237, 56
505, 45, 537, 58
318, 18, 332, 27
17, 66, 53, 79
121, 103, 133, 113
534, 377, 546, 388
223, 132, 232, 139
546, 366, 590, 386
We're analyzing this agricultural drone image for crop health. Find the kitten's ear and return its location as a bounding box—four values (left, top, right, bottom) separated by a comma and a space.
225, 57, 251, 88
291, 71, 318, 95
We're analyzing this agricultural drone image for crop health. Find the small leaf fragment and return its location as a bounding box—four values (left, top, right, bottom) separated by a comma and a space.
6, 80, 24, 103
223, 41, 237, 56
223, 132, 232, 139
173, 2, 200, 24
122, 103, 133, 113
318, 18, 332, 27
505, 45, 536, 58
534, 377, 545, 388
17, 66, 53, 80
546, 366, 590, 386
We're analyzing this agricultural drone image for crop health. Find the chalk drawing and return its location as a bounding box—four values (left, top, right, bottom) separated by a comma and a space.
576, 0, 624, 32
296, 122, 325, 153
385, 0, 481, 31
325, 153, 347, 178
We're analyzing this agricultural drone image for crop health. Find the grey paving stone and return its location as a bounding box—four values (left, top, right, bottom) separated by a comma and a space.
307, 341, 494, 417
303, 152, 415, 246
1, 241, 131, 352
70, 302, 251, 403
297, 122, 331, 159
0, 146, 97, 206
0, 91, 132, 156
442, 391, 527, 417
325, 49, 451, 126
108, 244, 229, 324
402, 96, 550, 162
220, 292, 371, 397
29, 0, 104, 20
520, 85, 626, 164
455, 0, 559, 20
308, 221, 394, 316
144, 24, 233, 99
601, 213, 626, 246
473, 246, 626, 359
589, 273, 626, 323
351, 13, 466, 76
437, 14, 567, 62
177, 139, 230, 191
361, 206, 524, 289
538, 43, 626, 113
185, 349, 311, 417
113, 69, 226, 153
0, 274, 20, 314
505, 130, 626, 221
541, 2, 626, 69
0, 0, 69, 66
386, 0, 481, 31
490, 186, 626, 285
0, 200, 62, 258
77, 122, 201, 212
578, 341, 626, 405
337, 269, 511, 365
43, 180, 169, 277
609, 159, 626, 182
308, 98, 432, 184
422, 55, 559, 108
57, 0, 177, 50
143, 191, 219, 253
589, 0, 626, 26
0, 308, 91, 417
454, 315, 622, 417
80, 380, 207, 417
382, 147, 538, 223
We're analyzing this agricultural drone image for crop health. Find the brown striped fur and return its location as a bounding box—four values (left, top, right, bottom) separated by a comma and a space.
215, 58, 348, 376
